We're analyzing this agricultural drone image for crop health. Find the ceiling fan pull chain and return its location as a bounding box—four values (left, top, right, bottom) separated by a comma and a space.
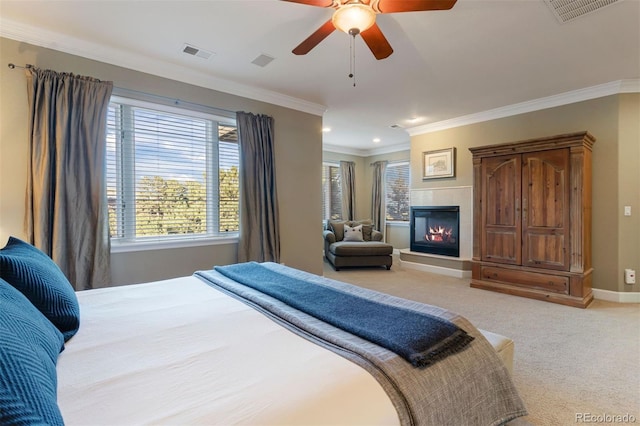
349, 32, 356, 87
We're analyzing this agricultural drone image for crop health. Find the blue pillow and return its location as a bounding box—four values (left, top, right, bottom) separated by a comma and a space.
0, 278, 65, 425
0, 236, 80, 341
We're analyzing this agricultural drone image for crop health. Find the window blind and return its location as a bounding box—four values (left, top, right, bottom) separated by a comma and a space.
106, 99, 239, 243
385, 162, 410, 221
322, 164, 342, 221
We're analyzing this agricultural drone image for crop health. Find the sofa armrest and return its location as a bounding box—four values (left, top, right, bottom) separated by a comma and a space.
323, 230, 336, 244
371, 230, 383, 241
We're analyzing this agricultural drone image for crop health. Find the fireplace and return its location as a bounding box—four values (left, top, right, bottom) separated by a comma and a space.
410, 206, 460, 257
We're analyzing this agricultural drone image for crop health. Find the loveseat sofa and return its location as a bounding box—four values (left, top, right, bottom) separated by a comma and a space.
323, 219, 393, 271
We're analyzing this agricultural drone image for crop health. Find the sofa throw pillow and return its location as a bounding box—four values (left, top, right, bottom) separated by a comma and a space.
0, 278, 65, 425
343, 224, 364, 242
361, 224, 373, 241
0, 236, 80, 341
328, 220, 346, 241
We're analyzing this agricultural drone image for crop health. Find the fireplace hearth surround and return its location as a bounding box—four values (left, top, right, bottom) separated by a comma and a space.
410, 206, 460, 257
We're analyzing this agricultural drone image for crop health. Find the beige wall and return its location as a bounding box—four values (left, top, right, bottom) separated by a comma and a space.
618, 94, 640, 292
411, 94, 640, 293
0, 37, 324, 284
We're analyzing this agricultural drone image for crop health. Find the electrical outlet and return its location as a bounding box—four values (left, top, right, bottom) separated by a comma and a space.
625, 269, 636, 284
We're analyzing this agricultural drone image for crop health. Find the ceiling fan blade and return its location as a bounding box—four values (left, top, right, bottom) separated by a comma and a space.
281, 0, 335, 7
375, 0, 457, 13
360, 23, 393, 60
292, 19, 336, 55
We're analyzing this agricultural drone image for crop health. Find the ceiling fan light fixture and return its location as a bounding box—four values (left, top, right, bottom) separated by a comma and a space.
331, 2, 376, 34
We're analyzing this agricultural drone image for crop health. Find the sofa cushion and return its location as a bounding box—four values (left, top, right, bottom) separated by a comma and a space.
328, 220, 347, 241
329, 219, 374, 241
329, 241, 394, 257
343, 224, 364, 242
360, 224, 373, 241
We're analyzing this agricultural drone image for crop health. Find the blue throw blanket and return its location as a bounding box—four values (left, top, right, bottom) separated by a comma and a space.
214, 262, 473, 367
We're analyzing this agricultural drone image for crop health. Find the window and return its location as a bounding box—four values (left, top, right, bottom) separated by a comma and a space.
106, 97, 239, 248
385, 162, 410, 221
322, 163, 342, 221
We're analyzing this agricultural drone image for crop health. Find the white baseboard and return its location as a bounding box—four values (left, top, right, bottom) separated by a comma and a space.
399, 259, 472, 279
592, 288, 640, 303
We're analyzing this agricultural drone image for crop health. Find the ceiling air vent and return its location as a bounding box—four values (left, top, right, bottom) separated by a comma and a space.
251, 54, 275, 68
182, 43, 214, 59
544, 0, 624, 23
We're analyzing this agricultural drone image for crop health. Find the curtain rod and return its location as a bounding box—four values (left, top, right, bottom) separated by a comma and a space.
7, 62, 236, 117
8, 63, 33, 69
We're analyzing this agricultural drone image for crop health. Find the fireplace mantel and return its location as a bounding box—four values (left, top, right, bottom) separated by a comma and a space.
410, 186, 472, 259
400, 186, 473, 277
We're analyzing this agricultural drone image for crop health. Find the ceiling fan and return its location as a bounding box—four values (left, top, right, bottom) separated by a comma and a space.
283, 0, 458, 60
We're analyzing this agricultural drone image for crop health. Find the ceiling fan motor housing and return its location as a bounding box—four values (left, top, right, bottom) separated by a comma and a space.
332, 1, 377, 34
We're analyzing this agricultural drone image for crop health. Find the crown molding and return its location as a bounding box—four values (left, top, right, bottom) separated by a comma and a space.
324, 80, 639, 157
366, 142, 411, 156
407, 79, 640, 136
322, 141, 411, 157
322, 144, 371, 157
0, 18, 327, 117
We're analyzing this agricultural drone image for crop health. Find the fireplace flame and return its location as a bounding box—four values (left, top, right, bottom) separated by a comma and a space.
425, 225, 454, 243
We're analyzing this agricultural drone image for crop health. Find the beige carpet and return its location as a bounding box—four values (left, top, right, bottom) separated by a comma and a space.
323, 257, 640, 425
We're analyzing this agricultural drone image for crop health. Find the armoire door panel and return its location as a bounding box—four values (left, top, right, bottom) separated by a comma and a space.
525, 233, 566, 269
481, 155, 521, 264
484, 229, 519, 263
522, 149, 570, 270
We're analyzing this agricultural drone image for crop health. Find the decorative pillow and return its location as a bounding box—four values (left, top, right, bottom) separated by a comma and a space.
328, 220, 347, 241
0, 237, 80, 341
361, 224, 373, 241
0, 278, 65, 425
343, 224, 364, 242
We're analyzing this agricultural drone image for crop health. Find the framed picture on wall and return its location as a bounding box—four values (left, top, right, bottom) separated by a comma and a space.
422, 147, 456, 179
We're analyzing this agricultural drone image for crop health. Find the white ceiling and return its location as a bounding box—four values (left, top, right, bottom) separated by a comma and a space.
1, 0, 639, 155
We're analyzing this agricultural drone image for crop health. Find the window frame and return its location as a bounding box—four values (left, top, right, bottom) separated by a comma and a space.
107, 95, 239, 253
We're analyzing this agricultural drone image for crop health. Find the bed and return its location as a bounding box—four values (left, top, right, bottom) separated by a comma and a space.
0, 237, 526, 425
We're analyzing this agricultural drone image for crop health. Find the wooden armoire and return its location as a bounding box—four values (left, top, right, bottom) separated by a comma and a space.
469, 132, 595, 308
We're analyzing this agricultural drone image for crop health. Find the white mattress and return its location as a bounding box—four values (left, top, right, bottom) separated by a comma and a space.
57, 276, 399, 425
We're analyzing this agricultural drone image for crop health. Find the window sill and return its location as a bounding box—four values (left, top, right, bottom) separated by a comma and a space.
386, 221, 409, 227
111, 235, 239, 253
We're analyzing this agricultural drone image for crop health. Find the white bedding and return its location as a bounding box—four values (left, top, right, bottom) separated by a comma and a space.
57, 276, 399, 425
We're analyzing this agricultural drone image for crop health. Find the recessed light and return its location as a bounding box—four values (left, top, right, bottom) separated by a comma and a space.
322, 127, 331, 132
373, 138, 381, 143
406, 117, 423, 124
